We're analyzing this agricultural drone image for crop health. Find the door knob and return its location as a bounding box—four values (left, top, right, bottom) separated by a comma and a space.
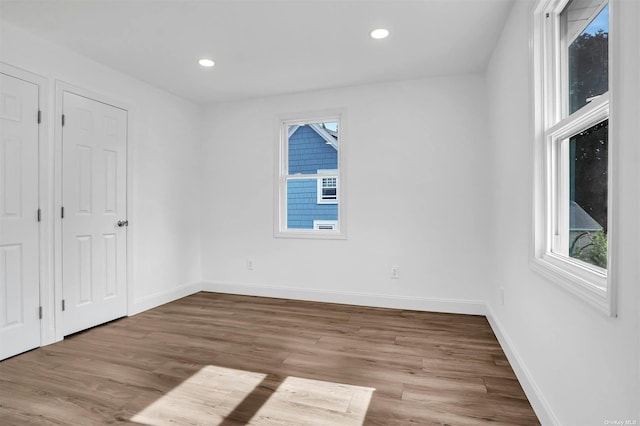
117, 220, 129, 228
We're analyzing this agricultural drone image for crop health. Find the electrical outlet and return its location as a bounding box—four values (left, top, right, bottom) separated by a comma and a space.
247, 259, 254, 271
390, 266, 400, 279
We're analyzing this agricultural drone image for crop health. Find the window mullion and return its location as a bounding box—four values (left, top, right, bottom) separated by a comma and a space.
547, 94, 609, 140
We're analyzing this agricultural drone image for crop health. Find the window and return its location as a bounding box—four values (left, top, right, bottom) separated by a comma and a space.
317, 169, 338, 204
275, 112, 345, 238
533, 0, 614, 315
313, 220, 338, 230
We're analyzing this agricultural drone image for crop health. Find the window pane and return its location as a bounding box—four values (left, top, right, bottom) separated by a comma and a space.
323, 177, 337, 188
563, 1, 609, 114
322, 187, 337, 199
288, 122, 338, 175
287, 179, 338, 230
569, 120, 608, 269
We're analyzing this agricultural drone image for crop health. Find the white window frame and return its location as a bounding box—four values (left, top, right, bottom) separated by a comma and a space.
532, 0, 616, 316
316, 169, 338, 204
274, 110, 346, 239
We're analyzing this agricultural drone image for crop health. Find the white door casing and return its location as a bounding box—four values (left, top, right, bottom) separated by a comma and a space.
61, 91, 127, 336
0, 72, 41, 359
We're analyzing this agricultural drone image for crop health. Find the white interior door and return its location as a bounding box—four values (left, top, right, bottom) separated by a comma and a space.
0, 73, 41, 359
62, 91, 127, 336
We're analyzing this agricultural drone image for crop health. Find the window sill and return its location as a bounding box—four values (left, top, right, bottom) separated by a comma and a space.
530, 254, 614, 316
274, 229, 346, 240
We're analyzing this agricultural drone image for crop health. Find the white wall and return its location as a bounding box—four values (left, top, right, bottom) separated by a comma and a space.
0, 22, 203, 319
485, 1, 640, 424
6, 4, 638, 423
200, 75, 493, 313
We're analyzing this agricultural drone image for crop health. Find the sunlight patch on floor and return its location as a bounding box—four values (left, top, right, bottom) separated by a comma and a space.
130, 365, 374, 425
131, 365, 266, 425
249, 376, 374, 425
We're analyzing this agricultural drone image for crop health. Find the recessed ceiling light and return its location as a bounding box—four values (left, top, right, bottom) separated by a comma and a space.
198, 58, 215, 68
370, 28, 389, 40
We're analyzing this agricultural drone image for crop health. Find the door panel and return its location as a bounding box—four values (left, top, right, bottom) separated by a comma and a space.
62, 92, 127, 336
0, 73, 40, 360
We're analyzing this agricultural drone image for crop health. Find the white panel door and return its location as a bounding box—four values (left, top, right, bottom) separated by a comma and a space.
0, 73, 40, 359
62, 92, 127, 336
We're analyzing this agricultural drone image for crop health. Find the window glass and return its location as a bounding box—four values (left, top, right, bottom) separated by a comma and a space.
316, 169, 339, 205
287, 179, 338, 230
288, 122, 338, 175
313, 220, 338, 230
321, 177, 337, 200
563, 2, 609, 114
284, 121, 339, 231
568, 120, 608, 269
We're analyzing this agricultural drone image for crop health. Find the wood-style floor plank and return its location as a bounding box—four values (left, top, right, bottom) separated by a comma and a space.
0, 292, 539, 425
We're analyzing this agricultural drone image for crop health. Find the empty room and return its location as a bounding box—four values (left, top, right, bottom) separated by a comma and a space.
0, 0, 638, 425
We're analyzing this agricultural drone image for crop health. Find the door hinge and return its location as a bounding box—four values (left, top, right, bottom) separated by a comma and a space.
37, 208, 41, 222
61, 206, 65, 219
37, 110, 41, 124
62, 299, 66, 311
62, 114, 65, 127
39, 306, 43, 319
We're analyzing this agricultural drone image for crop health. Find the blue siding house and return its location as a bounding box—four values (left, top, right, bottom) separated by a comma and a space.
287, 124, 338, 229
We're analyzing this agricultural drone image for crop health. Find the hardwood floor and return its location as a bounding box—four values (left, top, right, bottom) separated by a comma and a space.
0, 292, 540, 425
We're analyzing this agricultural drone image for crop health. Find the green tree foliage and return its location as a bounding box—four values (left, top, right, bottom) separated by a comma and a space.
569, 29, 608, 114
571, 120, 608, 232
570, 230, 608, 269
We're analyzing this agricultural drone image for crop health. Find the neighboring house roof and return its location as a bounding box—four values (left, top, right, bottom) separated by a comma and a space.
288, 124, 338, 150
570, 201, 602, 231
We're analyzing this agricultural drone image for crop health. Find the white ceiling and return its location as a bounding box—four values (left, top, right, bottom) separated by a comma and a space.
0, 0, 514, 105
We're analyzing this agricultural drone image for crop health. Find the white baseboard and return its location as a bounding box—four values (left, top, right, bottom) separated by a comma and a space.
126, 280, 556, 424
201, 280, 486, 315
485, 305, 559, 426
129, 281, 202, 316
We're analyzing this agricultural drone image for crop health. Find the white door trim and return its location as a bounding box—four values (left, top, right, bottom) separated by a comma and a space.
54, 81, 133, 341
0, 62, 52, 347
